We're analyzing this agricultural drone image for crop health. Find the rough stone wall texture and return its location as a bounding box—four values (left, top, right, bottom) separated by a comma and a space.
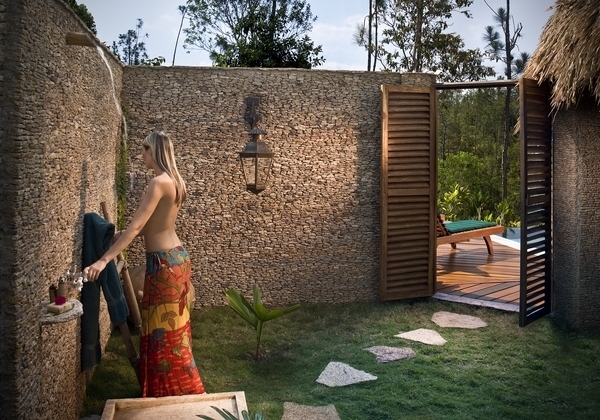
122, 68, 435, 308
0, 0, 122, 419
40, 300, 85, 420
553, 95, 600, 330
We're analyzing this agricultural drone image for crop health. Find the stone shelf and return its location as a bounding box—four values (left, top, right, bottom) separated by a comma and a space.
40, 299, 83, 325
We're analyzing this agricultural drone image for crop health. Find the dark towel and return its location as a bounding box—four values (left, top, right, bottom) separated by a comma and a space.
80, 212, 129, 371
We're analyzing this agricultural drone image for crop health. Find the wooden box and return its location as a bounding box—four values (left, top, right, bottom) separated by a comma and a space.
101, 391, 248, 420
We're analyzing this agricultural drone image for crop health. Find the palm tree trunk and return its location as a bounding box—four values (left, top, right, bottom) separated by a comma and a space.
413, 0, 424, 72
502, 0, 511, 201
502, 87, 510, 200
172, 5, 188, 66
368, 0, 373, 71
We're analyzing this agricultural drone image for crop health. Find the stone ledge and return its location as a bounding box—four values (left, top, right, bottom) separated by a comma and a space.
40, 299, 83, 325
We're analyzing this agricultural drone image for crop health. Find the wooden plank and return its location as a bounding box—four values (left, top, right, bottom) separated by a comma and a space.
462, 282, 519, 300
436, 238, 520, 305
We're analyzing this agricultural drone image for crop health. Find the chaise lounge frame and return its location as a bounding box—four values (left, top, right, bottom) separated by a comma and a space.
436, 213, 505, 255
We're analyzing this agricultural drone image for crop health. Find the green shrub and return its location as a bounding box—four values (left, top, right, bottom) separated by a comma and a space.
223, 285, 301, 360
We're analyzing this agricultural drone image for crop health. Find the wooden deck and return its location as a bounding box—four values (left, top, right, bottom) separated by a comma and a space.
435, 237, 520, 311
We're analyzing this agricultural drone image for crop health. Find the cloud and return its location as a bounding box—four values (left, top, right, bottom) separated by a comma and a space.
310, 13, 367, 70
319, 60, 365, 71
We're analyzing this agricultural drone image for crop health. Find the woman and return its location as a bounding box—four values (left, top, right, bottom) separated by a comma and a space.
84, 130, 205, 397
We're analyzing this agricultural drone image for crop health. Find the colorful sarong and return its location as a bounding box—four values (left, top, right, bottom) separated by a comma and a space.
139, 246, 205, 397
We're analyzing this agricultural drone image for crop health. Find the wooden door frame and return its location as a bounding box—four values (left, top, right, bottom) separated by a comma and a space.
432, 78, 553, 326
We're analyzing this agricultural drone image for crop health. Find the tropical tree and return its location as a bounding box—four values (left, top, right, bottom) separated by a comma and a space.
141, 56, 167, 67
482, 0, 526, 200
109, 19, 165, 66
482, 1, 525, 79
111, 19, 149, 65
373, 0, 494, 81
173, 4, 188, 66
183, 0, 324, 68
63, 0, 96, 34
437, 87, 521, 226
511, 51, 530, 76
353, 0, 386, 71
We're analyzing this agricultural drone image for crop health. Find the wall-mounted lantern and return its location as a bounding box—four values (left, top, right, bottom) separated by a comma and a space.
239, 97, 274, 194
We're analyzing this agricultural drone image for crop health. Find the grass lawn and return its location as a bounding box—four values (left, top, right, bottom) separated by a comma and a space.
83, 298, 600, 419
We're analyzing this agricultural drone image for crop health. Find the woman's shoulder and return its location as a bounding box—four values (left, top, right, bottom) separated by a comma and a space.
148, 173, 176, 197
149, 173, 175, 187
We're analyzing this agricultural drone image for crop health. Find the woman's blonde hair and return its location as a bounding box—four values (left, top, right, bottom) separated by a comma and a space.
142, 131, 187, 205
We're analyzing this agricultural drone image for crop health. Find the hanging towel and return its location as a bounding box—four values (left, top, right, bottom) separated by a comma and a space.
80, 212, 129, 371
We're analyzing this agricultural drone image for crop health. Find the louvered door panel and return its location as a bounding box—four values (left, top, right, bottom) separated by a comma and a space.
380, 86, 437, 301
519, 78, 553, 327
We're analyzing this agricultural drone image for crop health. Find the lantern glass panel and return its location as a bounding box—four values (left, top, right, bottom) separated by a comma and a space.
240, 156, 257, 188
256, 156, 272, 189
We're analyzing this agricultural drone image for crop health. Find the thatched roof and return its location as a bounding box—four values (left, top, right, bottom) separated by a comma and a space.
524, 0, 600, 110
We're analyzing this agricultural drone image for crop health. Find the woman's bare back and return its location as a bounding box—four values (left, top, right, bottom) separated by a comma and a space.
141, 173, 182, 253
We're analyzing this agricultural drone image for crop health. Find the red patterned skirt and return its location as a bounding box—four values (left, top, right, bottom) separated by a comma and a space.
139, 246, 205, 397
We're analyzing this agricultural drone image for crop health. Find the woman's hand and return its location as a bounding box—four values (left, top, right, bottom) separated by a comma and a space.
83, 259, 108, 282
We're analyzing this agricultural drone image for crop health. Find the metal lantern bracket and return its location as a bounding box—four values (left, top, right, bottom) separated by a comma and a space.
244, 97, 261, 129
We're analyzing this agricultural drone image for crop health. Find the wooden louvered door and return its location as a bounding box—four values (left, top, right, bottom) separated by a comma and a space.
380, 85, 437, 301
519, 78, 553, 327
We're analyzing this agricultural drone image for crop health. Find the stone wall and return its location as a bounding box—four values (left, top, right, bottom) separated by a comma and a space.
0, 0, 437, 416
553, 95, 600, 330
122, 67, 435, 307
0, 0, 123, 418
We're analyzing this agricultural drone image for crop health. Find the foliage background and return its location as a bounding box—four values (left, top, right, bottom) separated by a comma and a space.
437, 87, 520, 226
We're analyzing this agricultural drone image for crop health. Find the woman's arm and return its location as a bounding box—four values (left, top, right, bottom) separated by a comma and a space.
84, 178, 165, 281
111, 227, 143, 245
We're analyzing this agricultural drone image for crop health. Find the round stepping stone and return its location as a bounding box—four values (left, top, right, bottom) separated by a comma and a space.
431, 311, 488, 329
364, 346, 416, 363
316, 361, 377, 387
395, 328, 447, 345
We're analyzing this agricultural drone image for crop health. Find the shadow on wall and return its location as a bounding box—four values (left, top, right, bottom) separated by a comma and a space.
73, 159, 88, 266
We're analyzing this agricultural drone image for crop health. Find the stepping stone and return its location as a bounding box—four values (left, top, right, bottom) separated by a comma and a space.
282, 402, 341, 420
316, 361, 377, 387
431, 311, 487, 329
364, 346, 416, 363
396, 328, 447, 346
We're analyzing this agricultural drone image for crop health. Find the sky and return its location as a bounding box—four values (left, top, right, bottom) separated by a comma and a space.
82, 0, 556, 74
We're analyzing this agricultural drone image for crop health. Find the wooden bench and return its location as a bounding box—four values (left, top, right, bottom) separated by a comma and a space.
436, 214, 505, 255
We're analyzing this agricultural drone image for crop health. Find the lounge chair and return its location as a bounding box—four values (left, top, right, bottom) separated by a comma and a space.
436, 213, 505, 255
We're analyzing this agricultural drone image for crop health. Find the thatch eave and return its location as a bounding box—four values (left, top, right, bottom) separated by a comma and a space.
523, 0, 600, 111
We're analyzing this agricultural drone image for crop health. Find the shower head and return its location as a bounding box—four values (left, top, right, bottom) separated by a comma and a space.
65, 32, 95, 47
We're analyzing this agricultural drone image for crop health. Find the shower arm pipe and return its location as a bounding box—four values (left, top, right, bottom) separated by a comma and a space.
65, 32, 95, 47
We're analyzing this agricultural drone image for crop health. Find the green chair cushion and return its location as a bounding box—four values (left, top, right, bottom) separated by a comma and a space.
444, 220, 497, 234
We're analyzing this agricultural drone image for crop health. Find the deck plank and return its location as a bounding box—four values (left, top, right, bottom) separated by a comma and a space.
436, 237, 520, 305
